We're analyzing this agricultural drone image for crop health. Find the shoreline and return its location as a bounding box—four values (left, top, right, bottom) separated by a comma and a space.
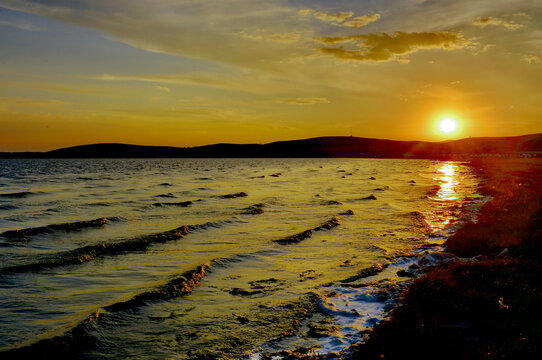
243, 160, 485, 360
347, 158, 542, 359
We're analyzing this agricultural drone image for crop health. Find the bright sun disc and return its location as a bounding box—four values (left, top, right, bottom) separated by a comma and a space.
439, 118, 457, 134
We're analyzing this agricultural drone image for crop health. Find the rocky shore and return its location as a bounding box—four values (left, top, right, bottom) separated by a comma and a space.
347, 158, 542, 360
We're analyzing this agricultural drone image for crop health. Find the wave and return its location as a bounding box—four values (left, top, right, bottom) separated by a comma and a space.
155, 193, 176, 198
0, 264, 207, 358
209, 256, 245, 270
187, 217, 244, 232
0, 205, 17, 210
103, 264, 207, 312
0, 309, 101, 358
228, 277, 287, 298
274, 229, 313, 245
355, 194, 378, 201
241, 204, 265, 215
208, 249, 282, 273
340, 264, 389, 284
426, 184, 441, 197
0, 218, 107, 239
0, 191, 34, 198
153, 201, 192, 207
1, 226, 189, 273
321, 200, 343, 206
219, 192, 248, 199
374, 186, 390, 191
408, 211, 433, 233
83, 202, 111, 207
274, 215, 343, 245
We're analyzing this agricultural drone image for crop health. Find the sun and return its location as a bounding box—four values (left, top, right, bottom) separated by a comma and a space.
439, 117, 457, 134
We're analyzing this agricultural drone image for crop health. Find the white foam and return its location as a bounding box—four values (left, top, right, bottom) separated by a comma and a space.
241, 251, 459, 359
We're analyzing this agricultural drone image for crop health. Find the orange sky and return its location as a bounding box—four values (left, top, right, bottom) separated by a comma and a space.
0, 0, 541, 151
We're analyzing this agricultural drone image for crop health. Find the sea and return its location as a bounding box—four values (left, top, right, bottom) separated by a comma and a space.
0, 158, 484, 359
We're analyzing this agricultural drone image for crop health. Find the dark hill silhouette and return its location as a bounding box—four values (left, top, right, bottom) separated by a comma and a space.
1, 134, 540, 159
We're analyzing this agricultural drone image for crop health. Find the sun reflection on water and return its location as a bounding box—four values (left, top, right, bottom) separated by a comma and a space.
424, 162, 462, 234
437, 163, 458, 201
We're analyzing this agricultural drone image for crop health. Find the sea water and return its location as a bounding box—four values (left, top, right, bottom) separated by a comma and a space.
0, 158, 482, 359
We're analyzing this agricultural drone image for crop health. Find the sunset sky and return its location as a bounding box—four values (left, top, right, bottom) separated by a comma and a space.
1, 0, 541, 151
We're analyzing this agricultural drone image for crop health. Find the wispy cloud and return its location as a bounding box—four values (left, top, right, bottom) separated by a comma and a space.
522, 54, 541, 64
299, 9, 353, 23
0, 0, 303, 72
111, 107, 254, 122
0, 19, 45, 31
93, 73, 236, 90
472, 16, 523, 30
343, 14, 381, 29
317, 31, 474, 63
278, 97, 330, 105
299, 8, 380, 28
0, 97, 70, 112
235, 30, 300, 43
91, 72, 286, 94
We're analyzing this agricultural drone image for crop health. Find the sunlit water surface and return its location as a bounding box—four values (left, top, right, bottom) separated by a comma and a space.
0, 159, 482, 359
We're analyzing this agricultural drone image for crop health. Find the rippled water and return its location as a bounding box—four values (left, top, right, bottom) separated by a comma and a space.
0, 158, 482, 359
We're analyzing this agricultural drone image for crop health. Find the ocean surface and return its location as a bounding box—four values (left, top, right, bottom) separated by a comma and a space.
0, 158, 483, 359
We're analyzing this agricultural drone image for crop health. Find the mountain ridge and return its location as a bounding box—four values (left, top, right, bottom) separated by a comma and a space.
1, 134, 541, 159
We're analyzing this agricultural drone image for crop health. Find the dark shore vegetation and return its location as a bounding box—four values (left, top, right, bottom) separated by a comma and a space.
349, 158, 542, 360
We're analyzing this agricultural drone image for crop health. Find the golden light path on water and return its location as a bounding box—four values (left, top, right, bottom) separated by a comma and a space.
438, 163, 459, 201
425, 162, 461, 233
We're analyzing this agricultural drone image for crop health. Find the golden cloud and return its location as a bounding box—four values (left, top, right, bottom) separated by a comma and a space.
299, 9, 353, 23
278, 97, 330, 105
0, 98, 71, 108
91, 72, 288, 94
268, 32, 301, 43
236, 30, 300, 43
317, 31, 473, 62
343, 14, 381, 28
522, 54, 541, 64
472, 16, 523, 30
299, 8, 380, 28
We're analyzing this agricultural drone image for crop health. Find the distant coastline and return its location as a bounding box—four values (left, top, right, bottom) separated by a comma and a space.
1, 134, 541, 159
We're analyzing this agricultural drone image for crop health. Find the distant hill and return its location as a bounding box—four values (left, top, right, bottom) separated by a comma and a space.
1, 134, 541, 159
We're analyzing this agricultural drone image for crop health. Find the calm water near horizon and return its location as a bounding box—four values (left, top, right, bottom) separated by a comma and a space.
0, 158, 483, 359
